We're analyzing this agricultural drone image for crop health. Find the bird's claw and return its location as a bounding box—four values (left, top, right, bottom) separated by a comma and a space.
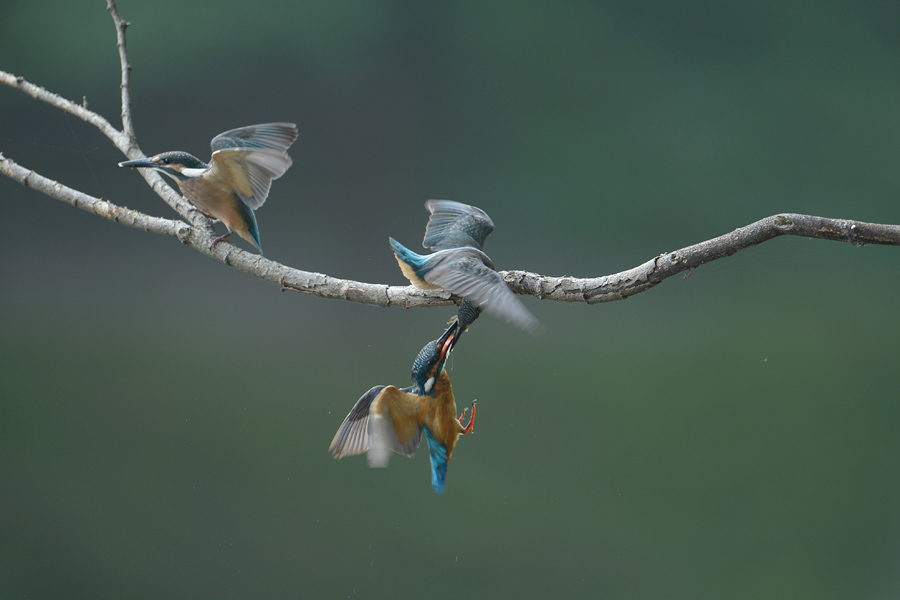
209, 231, 233, 251
189, 207, 217, 220
459, 399, 476, 434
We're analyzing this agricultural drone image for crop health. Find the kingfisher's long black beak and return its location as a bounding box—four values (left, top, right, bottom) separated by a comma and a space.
437, 320, 460, 360
118, 158, 157, 169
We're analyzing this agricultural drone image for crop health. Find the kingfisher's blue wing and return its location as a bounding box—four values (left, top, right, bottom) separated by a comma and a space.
208, 123, 298, 210
423, 200, 494, 251
425, 248, 539, 332
210, 123, 299, 153
329, 385, 423, 467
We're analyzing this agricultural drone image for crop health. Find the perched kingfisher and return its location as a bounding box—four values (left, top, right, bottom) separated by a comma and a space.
119, 122, 298, 254
329, 322, 476, 494
390, 199, 538, 333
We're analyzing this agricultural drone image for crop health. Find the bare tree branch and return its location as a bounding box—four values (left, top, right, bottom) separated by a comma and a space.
5, 146, 897, 310
503, 214, 900, 304
0, 152, 185, 239
107, 0, 136, 142
3, 0, 900, 313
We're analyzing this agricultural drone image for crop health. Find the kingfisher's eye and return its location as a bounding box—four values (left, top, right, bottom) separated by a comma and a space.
160, 157, 171, 165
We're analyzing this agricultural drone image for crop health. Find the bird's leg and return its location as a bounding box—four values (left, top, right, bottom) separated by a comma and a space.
209, 231, 234, 250
188, 207, 217, 220
459, 400, 476, 434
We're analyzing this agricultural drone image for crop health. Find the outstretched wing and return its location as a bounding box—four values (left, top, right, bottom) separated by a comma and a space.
423, 200, 495, 251
207, 123, 298, 210
329, 385, 423, 467
425, 249, 538, 333
210, 123, 299, 153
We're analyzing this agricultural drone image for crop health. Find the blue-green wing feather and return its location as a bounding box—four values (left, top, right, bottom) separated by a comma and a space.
423, 200, 494, 251
210, 123, 298, 153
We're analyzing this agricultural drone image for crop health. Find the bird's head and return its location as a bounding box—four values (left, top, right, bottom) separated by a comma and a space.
118, 151, 209, 181
410, 324, 458, 396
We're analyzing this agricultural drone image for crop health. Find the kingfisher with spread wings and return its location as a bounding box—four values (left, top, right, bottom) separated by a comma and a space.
329, 322, 476, 494
390, 199, 538, 335
119, 123, 298, 254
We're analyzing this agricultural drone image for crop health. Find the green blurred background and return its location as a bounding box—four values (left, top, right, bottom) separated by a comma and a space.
2, 1, 899, 598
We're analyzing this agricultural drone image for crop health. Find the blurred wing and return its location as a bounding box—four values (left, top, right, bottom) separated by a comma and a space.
329, 385, 387, 459
328, 386, 423, 466
426, 249, 538, 332
423, 200, 495, 251
208, 148, 292, 210
210, 123, 298, 153
368, 386, 423, 466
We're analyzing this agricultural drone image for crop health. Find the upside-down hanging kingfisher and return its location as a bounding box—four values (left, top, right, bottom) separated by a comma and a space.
389, 199, 538, 334
119, 122, 298, 255
329, 322, 476, 494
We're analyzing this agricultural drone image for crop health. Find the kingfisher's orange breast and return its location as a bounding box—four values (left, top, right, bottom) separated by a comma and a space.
178, 178, 250, 236
419, 372, 464, 457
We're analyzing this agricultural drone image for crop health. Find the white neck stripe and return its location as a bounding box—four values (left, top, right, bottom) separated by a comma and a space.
180, 167, 207, 178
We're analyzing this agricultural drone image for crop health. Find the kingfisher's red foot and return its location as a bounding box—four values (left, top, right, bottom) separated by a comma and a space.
209, 231, 233, 250
459, 400, 476, 434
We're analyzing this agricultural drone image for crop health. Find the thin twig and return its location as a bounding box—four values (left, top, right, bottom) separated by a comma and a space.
0, 69, 195, 221
102, 1, 199, 222
107, 0, 135, 142
0, 70, 128, 151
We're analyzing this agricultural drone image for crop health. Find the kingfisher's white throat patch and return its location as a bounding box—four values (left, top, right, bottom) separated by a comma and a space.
179, 167, 207, 178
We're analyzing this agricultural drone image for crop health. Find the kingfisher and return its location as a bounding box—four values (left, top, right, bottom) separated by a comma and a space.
390, 199, 538, 333
329, 322, 476, 494
118, 122, 299, 254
